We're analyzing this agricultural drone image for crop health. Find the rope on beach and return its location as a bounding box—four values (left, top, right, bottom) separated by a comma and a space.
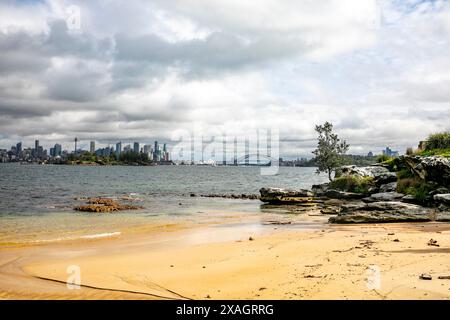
32, 275, 192, 300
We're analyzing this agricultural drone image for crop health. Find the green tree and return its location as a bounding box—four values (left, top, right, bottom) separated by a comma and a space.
312, 121, 349, 181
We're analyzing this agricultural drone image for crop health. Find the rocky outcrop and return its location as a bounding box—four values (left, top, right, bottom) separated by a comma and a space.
259, 187, 315, 204
329, 201, 432, 223
311, 183, 329, 197
200, 193, 260, 200
402, 156, 450, 186
74, 197, 143, 213
379, 182, 397, 193
362, 192, 405, 203
324, 189, 366, 200
433, 194, 450, 205
337, 165, 397, 185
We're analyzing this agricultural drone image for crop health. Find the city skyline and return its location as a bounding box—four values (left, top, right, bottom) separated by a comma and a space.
1, 1, 449, 158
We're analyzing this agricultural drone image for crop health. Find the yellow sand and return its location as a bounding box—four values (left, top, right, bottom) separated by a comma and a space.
1, 218, 450, 300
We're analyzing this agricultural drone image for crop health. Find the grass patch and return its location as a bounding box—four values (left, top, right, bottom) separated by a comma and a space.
418, 148, 450, 157
397, 177, 433, 204
330, 175, 375, 194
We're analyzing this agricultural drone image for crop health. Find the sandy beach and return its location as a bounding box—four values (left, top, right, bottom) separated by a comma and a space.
1, 212, 450, 300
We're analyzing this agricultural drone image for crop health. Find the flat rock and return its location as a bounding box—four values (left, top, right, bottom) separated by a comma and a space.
324, 189, 366, 200
362, 192, 405, 202
259, 187, 314, 204
434, 194, 450, 205
379, 182, 397, 193
329, 201, 432, 224
435, 211, 450, 222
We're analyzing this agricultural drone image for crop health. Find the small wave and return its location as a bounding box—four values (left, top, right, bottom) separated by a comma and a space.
29, 232, 121, 243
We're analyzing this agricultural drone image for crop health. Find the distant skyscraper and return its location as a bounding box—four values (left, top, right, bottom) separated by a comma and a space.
116, 142, 122, 158
35, 140, 39, 150
133, 142, 140, 154
16, 142, 22, 155
74, 138, 78, 155
54, 143, 62, 156
154, 141, 159, 161
90, 141, 95, 154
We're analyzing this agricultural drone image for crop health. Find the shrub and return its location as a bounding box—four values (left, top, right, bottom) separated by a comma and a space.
425, 132, 450, 150
406, 147, 414, 155
376, 154, 392, 163
397, 177, 433, 204
329, 175, 374, 194
397, 169, 414, 180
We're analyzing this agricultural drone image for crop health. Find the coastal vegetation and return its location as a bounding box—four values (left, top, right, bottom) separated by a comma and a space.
66, 151, 154, 166
312, 121, 350, 181
329, 175, 374, 195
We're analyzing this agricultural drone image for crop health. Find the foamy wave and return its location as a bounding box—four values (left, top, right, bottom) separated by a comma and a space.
30, 232, 121, 243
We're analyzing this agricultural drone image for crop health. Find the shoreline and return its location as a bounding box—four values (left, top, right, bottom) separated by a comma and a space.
1, 214, 450, 300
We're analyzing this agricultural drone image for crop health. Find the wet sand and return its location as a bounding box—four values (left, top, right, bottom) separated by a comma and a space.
1, 213, 450, 300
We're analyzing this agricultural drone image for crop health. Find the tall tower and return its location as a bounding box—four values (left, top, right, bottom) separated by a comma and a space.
90, 141, 95, 154
245, 137, 249, 166
256, 129, 260, 165
222, 134, 226, 165
233, 137, 237, 165
74, 137, 78, 156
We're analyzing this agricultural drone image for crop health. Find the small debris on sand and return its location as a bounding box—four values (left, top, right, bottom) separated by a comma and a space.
249, 237, 255, 241
419, 273, 432, 280
438, 276, 450, 280
427, 239, 439, 247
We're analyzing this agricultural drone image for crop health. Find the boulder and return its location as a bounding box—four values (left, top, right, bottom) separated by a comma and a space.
324, 189, 366, 200
337, 165, 397, 185
259, 187, 314, 204
402, 156, 450, 186
436, 211, 450, 222
362, 192, 405, 202
401, 194, 420, 204
429, 187, 450, 196
311, 183, 329, 196
379, 182, 397, 193
329, 201, 432, 224
434, 193, 450, 205
374, 172, 398, 185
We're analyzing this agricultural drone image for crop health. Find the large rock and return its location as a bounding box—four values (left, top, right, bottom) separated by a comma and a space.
402, 156, 450, 186
329, 201, 432, 223
311, 183, 329, 197
362, 192, 405, 203
337, 165, 397, 185
379, 182, 397, 193
324, 189, 366, 200
259, 187, 314, 204
434, 194, 450, 205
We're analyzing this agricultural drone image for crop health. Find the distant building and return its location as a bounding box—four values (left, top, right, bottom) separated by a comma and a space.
382, 147, 399, 157
90, 141, 95, 154
54, 143, 62, 157
367, 151, 374, 157
116, 142, 122, 158
16, 142, 22, 155
133, 142, 140, 154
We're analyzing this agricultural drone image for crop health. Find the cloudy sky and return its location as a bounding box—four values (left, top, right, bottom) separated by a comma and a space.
0, 0, 449, 158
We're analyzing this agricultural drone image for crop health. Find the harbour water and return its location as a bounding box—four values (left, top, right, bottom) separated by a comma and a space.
0, 164, 328, 244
